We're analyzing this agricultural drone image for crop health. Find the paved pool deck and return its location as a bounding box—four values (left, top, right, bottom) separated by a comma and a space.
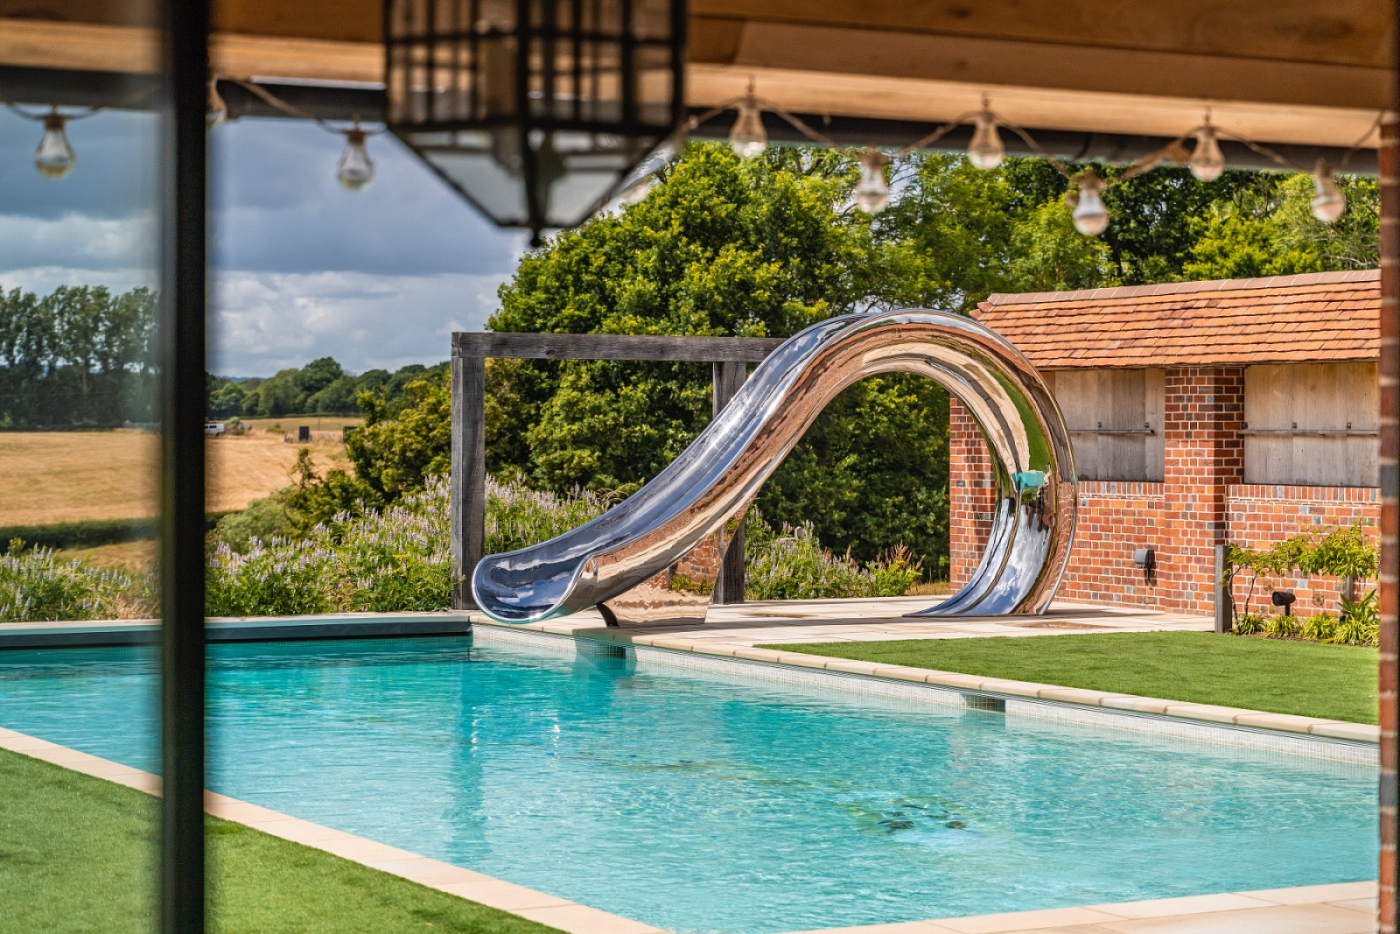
0, 724, 1376, 934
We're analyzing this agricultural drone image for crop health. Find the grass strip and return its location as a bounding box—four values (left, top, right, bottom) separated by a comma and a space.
0, 746, 562, 934
758, 631, 1378, 725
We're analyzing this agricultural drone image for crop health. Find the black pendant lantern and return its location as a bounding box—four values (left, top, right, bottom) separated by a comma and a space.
386, 0, 686, 245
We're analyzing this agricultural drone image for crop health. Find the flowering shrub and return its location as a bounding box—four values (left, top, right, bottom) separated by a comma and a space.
207, 479, 458, 617
0, 539, 135, 622
743, 510, 921, 601
2, 478, 924, 622
485, 477, 612, 555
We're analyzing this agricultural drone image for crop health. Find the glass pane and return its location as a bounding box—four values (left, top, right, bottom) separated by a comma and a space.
0, 0, 164, 928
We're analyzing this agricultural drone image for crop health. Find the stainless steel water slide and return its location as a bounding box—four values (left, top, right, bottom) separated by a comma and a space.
473, 310, 1077, 625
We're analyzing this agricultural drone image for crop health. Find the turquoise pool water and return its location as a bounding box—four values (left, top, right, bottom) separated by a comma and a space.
0, 636, 1376, 934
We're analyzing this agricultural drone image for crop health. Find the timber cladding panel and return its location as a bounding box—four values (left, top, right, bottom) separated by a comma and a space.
1045, 368, 1165, 482
1243, 362, 1378, 487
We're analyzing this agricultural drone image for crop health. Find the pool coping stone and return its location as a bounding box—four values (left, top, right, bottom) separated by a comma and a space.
471, 617, 1380, 745
0, 611, 474, 648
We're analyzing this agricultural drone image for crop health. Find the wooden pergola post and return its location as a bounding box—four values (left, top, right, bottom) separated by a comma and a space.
450, 333, 781, 610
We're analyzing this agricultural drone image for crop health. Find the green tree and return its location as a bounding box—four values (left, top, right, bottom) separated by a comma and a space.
1183, 173, 1379, 280
296, 356, 345, 396
283, 377, 451, 532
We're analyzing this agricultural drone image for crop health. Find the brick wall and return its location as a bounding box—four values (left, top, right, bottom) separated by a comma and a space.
1158, 367, 1244, 614
1056, 482, 1167, 605
947, 366, 1379, 616
1226, 485, 1379, 617
949, 397, 995, 587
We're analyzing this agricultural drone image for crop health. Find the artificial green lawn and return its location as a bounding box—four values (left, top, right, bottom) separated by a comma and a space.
0, 747, 561, 934
758, 631, 1379, 725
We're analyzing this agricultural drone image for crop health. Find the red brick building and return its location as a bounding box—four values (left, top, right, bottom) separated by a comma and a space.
950, 270, 1380, 616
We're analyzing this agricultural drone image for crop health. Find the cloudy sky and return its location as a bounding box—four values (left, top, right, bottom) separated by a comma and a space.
0, 107, 528, 377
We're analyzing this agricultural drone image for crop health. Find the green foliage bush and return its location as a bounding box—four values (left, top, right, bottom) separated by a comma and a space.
743, 510, 921, 601
1337, 591, 1379, 647
0, 539, 135, 622
210, 494, 294, 554
1264, 613, 1301, 638
484, 477, 613, 556
1301, 612, 1338, 642
1233, 613, 1267, 636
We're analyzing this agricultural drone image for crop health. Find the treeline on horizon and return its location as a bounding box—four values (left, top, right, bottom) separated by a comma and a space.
0, 283, 446, 429
208, 358, 448, 420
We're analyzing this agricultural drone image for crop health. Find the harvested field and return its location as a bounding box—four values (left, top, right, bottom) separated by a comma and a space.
0, 430, 346, 526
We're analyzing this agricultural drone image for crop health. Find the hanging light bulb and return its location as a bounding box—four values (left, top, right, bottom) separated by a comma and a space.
729, 79, 767, 158
1069, 170, 1109, 236
854, 149, 889, 213
1188, 123, 1225, 182
34, 108, 76, 180
207, 76, 228, 130
967, 104, 1004, 170
1311, 159, 1346, 223
336, 120, 374, 191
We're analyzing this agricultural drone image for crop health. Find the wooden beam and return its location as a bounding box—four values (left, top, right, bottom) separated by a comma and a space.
453, 332, 785, 363
712, 361, 749, 605
451, 352, 486, 610
0, 11, 1388, 146
688, 18, 1390, 148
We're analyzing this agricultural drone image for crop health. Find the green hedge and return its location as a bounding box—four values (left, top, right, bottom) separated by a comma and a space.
0, 512, 236, 550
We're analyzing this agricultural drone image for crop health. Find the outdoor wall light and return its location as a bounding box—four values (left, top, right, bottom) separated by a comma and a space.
34, 108, 76, 179
1133, 547, 1155, 584
385, 0, 688, 246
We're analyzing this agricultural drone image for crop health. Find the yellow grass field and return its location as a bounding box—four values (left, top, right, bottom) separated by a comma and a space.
0, 429, 348, 526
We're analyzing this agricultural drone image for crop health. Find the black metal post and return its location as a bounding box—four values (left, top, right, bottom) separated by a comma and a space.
159, 0, 208, 931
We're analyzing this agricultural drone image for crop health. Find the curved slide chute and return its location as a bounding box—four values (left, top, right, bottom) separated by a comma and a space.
473, 310, 1076, 624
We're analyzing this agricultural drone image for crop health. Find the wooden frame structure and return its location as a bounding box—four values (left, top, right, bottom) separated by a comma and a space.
450, 331, 785, 610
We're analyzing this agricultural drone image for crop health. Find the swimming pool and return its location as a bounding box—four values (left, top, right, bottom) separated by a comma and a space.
0, 634, 1376, 934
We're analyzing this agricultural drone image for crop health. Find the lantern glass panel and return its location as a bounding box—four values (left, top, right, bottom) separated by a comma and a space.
388, 0, 684, 237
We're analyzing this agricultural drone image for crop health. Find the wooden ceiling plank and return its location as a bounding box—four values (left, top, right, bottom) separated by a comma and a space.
727, 21, 1390, 112
690, 0, 1393, 69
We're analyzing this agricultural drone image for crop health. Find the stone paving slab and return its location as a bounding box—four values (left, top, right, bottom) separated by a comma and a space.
0, 725, 1377, 934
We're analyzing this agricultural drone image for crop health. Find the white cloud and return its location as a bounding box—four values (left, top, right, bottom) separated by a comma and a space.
0, 211, 158, 274
210, 269, 508, 376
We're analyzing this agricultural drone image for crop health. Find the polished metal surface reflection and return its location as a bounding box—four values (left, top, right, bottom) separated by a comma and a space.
472, 310, 1077, 624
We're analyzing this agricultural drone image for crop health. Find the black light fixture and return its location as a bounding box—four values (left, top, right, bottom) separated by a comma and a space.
385, 0, 687, 246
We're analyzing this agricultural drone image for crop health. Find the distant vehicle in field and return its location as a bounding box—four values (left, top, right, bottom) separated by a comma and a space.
204, 421, 225, 436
